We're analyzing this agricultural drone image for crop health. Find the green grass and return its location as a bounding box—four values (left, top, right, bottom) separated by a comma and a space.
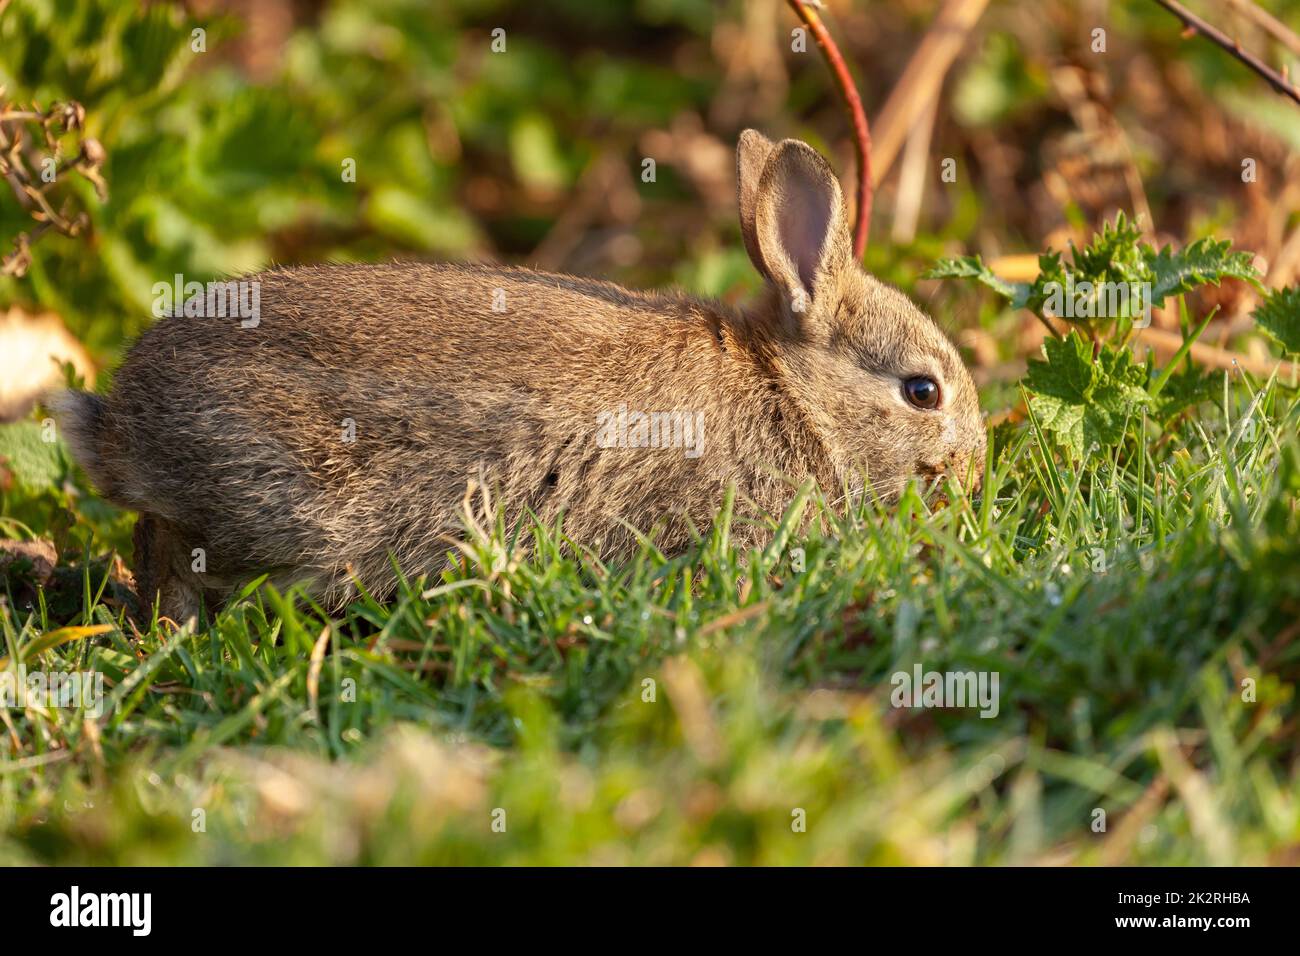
1, 369, 1299, 864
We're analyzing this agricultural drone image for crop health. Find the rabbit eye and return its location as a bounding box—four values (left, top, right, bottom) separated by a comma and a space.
903, 377, 940, 410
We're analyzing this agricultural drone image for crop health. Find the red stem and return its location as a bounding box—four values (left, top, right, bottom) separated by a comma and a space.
787, 0, 873, 258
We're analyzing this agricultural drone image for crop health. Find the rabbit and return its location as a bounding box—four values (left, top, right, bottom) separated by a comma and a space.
53, 130, 986, 623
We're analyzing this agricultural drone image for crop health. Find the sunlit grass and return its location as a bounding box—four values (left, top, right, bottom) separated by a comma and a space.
1, 372, 1298, 864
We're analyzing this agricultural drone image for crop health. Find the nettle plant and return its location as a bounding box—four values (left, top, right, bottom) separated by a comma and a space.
926, 214, 1300, 459
1253, 285, 1300, 358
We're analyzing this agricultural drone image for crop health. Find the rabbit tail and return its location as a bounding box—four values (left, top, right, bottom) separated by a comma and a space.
50, 390, 123, 499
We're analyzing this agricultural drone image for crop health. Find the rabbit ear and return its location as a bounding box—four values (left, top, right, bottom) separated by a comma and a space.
751, 139, 853, 310
737, 129, 777, 276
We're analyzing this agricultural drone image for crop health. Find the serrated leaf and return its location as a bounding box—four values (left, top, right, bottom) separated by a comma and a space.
1148, 238, 1259, 307
927, 213, 1261, 331
1025, 332, 1148, 457
1253, 287, 1300, 355
924, 255, 1029, 307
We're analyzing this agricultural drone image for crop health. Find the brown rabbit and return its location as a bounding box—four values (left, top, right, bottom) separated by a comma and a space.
54, 131, 985, 622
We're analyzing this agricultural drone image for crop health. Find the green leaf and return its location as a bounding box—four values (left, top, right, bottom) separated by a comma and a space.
923, 255, 1029, 307
118, 3, 190, 96
1253, 286, 1300, 355
927, 213, 1261, 330
366, 185, 481, 254
0, 421, 70, 492
1025, 332, 1148, 457
509, 113, 570, 194
190, 89, 318, 195
0, 625, 114, 669
1148, 237, 1259, 307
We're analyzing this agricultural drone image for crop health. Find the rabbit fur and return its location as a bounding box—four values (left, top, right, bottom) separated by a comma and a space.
54, 130, 985, 622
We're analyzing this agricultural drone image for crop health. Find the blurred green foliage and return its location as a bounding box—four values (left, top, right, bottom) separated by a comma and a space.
4, 0, 1298, 369
0, 0, 740, 360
